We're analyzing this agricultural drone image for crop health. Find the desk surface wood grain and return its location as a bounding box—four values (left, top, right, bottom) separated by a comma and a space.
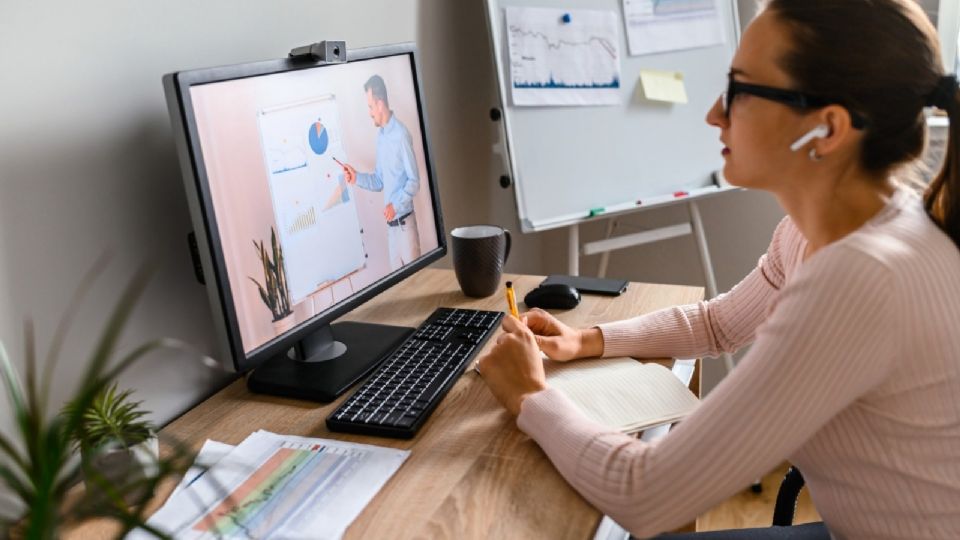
67, 269, 703, 539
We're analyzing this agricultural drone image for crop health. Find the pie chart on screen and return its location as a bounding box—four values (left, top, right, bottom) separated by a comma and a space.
308, 121, 329, 155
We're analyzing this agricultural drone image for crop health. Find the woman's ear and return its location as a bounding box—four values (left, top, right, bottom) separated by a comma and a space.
813, 105, 858, 155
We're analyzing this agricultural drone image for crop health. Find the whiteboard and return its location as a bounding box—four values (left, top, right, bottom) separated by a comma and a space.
257, 95, 367, 303
485, 0, 740, 232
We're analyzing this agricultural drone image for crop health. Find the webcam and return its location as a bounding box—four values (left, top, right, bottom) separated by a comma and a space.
289, 41, 347, 63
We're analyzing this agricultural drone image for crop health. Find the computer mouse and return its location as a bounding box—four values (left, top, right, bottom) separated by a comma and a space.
523, 284, 581, 310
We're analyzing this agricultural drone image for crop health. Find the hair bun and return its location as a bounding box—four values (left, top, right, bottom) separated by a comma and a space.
925, 75, 959, 109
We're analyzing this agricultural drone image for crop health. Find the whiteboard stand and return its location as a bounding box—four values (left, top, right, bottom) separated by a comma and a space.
571, 198, 736, 374
481, 0, 742, 375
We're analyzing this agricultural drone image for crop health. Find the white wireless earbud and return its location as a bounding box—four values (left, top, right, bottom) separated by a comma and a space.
790, 124, 830, 152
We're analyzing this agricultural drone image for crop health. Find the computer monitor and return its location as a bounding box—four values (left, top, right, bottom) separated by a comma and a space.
163, 43, 446, 401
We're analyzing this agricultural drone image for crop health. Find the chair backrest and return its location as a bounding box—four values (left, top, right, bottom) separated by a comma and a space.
772, 466, 807, 526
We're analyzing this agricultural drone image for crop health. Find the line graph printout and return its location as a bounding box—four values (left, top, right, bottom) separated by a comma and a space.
133, 431, 410, 540
622, 0, 725, 56
257, 95, 367, 304
505, 7, 622, 106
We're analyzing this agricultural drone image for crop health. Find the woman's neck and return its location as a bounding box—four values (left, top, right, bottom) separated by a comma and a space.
777, 169, 896, 259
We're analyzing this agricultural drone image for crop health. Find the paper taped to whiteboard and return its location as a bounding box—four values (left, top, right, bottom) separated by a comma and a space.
622, 0, 726, 57
505, 6, 623, 106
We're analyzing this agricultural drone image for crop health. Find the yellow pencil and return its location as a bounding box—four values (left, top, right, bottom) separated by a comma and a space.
505, 281, 520, 319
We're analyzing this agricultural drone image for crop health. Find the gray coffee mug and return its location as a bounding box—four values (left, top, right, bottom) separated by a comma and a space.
451, 225, 512, 298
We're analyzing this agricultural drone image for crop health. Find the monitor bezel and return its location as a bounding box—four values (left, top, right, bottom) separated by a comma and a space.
164, 43, 447, 372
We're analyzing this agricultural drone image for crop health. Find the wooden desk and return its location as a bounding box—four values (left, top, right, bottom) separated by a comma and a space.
69, 269, 703, 539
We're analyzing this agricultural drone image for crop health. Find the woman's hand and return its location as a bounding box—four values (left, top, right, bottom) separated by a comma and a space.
523, 308, 604, 361
476, 315, 549, 416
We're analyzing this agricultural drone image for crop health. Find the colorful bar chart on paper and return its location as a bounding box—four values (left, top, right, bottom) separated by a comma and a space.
136, 431, 409, 540
192, 442, 354, 537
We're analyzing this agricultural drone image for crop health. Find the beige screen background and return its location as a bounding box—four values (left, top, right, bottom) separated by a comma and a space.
191, 55, 440, 354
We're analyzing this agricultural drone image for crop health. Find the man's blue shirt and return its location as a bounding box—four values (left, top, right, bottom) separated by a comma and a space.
351, 114, 420, 217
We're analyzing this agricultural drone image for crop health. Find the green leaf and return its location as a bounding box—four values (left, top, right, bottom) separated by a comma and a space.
0, 341, 35, 474
0, 462, 31, 501
0, 429, 27, 473
99, 338, 195, 391
24, 320, 41, 435
41, 254, 111, 414
249, 277, 271, 311
0, 341, 26, 430
77, 264, 153, 394
65, 382, 155, 450
0, 262, 222, 537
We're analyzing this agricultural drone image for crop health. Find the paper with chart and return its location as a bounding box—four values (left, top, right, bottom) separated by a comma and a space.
545, 358, 699, 433
168, 440, 235, 500
505, 7, 621, 106
622, 0, 725, 56
258, 95, 366, 304
131, 431, 409, 540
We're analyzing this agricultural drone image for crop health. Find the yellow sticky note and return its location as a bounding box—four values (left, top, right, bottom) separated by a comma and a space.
639, 70, 689, 104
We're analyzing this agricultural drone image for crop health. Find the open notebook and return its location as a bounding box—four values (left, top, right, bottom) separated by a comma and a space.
544, 357, 700, 433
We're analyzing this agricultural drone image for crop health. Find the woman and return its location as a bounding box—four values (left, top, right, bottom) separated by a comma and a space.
475, 1, 960, 538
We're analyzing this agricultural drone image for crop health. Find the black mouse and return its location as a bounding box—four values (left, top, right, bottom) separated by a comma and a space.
523, 284, 581, 310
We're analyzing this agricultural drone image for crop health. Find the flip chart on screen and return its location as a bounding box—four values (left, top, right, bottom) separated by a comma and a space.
258, 95, 366, 303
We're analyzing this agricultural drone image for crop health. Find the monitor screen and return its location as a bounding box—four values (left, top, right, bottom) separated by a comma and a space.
165, 45, 446, 380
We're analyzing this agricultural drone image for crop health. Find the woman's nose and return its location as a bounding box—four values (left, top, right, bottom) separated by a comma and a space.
705, 95, 727, 128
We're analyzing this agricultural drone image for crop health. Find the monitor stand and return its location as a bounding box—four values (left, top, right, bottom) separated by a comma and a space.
247, 321, 413, 402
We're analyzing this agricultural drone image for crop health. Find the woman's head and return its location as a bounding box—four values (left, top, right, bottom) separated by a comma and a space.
711, 0, 960, 247
765, 0, 943, 174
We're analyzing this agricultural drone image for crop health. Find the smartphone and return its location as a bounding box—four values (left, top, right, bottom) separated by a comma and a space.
540, 274, 628, 296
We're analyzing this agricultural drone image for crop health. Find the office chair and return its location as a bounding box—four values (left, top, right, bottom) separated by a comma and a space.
654, 467, 826, 539
772, 466, 806, 526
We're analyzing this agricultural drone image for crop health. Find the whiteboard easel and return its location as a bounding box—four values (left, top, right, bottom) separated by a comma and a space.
484, 0, 741, 373
568, 187, 737, 373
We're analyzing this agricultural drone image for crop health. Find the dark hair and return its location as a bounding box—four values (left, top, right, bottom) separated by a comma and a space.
364, 74, 389, 107
766, 0, 960, 248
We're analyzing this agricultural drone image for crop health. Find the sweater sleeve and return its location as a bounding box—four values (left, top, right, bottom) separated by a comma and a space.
598, 217, 794, 359
517, 245, 898, 538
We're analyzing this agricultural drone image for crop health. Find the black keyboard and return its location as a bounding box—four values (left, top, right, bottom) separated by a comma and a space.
326, 307, 503, 438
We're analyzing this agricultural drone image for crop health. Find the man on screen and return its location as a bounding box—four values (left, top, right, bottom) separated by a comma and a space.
340, 75, 421, 270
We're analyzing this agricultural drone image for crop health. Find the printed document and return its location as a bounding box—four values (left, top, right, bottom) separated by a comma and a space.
129, 431, 409, 540
622, 0, 725, 56
505, 7, 622, 106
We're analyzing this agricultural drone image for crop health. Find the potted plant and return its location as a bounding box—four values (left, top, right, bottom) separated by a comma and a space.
62, 382, 158, 505
249, 226, 294, 333
0, 263, 200, 539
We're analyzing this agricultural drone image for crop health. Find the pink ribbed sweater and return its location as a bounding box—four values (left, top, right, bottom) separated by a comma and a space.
517, 187, 960, 539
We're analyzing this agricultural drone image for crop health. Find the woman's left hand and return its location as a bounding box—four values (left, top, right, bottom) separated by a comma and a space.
476, 314, 549, 416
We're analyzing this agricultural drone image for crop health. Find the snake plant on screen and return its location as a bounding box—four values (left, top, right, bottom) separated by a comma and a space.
249, 226, 293, 322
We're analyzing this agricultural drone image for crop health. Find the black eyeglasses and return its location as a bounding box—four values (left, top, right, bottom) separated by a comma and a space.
722, 76, 868, 129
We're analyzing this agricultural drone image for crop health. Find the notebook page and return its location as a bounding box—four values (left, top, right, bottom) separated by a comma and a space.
544, 358, 699, 432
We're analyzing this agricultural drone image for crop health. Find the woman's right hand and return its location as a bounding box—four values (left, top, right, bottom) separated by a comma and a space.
522, 308, 604, 361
